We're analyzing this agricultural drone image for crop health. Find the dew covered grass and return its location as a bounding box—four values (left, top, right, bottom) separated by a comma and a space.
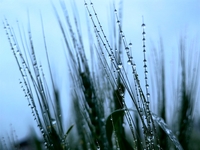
1, 0, 200, 150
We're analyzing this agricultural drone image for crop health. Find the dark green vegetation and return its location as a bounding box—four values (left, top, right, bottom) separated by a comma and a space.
1, 0, 200, 150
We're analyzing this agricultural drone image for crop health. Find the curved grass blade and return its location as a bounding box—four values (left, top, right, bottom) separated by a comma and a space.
106, 109, 134, 149
64, 124, 74, 140
106, 109, 125, 146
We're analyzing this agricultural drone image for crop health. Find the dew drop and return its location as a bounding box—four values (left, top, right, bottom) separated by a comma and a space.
141, 23, 146, 27
51, 119, 56, 125
133, 64, 136, 70
108, 54, 112, 59
118, 62, 122, 68
127, 59, 132, 65
16, 50, 20, 54
147, 93, 150, 97
120, 91, 125, 97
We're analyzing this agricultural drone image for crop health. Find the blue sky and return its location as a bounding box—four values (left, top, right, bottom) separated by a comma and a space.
0, 0, 200, 141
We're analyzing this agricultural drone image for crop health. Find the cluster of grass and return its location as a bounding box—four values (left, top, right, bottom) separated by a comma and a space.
1, 0, 200, 150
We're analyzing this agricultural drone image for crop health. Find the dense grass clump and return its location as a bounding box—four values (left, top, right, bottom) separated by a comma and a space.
1, 0, 200, 150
